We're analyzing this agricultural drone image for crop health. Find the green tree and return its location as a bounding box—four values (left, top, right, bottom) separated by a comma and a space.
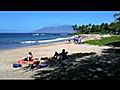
114, 13, 120, 23
100, 23, 105, 30
113, 12, 120, 34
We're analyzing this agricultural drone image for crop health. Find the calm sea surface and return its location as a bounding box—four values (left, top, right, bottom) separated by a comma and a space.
0, 33, 72, 50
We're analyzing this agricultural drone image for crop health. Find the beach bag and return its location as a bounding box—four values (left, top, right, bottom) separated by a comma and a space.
40, 63, 48, 68
13, 64, 22, 68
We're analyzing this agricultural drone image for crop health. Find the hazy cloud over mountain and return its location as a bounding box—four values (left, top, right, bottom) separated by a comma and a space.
33, 25, 74, 33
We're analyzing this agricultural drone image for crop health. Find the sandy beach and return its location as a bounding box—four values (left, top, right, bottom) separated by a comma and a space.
0, 42, 108, 79
0, 39, 110, 79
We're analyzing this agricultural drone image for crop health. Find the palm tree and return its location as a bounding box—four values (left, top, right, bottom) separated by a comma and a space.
72, 24, 80, 33
100, 23, 105, 30
91, 24, 96, 32
113, 12, 120, 34
72, 24, 77, 33
114, 12, 120, 23
88, 23, 92, 27
78, 26, 82, 33
80, 25, 85, 33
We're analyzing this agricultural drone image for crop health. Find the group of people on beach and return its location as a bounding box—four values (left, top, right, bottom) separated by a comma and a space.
16, 49, 68, 70
15, 35, 83, 70
68, 35, 82, 44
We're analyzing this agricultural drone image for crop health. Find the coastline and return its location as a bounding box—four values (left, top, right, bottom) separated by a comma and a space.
0, 40, 66, 51
0, 35, 111, 79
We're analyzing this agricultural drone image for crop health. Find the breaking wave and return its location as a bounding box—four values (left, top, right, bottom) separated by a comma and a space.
21, 37, 70, 44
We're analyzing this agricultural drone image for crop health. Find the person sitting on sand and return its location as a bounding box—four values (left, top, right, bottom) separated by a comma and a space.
24, 52, 40, 70
24, 52, 33, 61
53, 51, 59, 59
58, 49, 68, 60
27, 52, 34, 61
78, 36, 82, 44
53, 49, 68, 60
18, 52, 39, 64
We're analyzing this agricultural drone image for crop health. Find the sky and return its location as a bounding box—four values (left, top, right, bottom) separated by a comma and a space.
0, 11, 119, 33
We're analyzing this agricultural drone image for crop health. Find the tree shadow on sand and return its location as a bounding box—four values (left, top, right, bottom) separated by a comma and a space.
105, 41, 120, 47
32, 52, 97, 80
32, 42, 120, 80
13, 65, 30, 72
13, 65, 33, 75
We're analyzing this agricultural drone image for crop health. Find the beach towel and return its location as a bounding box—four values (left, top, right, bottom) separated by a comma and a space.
17, 59, 35, 64
17, 59, 26, 64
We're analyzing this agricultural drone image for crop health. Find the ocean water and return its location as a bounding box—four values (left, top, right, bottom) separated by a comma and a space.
0, 33, 72, 50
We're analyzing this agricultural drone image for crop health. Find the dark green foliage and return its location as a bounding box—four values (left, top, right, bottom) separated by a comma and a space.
72, 12, 120, 35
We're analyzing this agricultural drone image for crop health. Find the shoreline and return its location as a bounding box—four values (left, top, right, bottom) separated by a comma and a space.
0, 34, 111, 51
0, 40, 66, 51
0, 35, 111, 79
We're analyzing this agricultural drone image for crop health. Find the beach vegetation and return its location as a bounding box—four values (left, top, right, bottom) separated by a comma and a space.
72, 12, 120, 35
84, 35, 120, 46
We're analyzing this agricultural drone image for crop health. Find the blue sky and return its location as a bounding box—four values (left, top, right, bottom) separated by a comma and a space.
0, 11, 119, 33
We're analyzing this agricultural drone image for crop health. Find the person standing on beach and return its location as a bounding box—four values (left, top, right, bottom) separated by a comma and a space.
67, 39, 71, 43
78, 36, 82, 44
73, 36, 78, 44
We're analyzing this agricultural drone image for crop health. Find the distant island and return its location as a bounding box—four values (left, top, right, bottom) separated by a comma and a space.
33, 25, 74, 33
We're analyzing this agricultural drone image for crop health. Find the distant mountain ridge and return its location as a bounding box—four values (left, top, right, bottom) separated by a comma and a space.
33, 25, 74, 33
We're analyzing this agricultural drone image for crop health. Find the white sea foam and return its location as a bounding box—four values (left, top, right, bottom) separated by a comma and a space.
21, 41, 37, 44
32, 33, 39, 36
20, 37, 70, 44
32, 33, 46, 36
40, 34, 45, 35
